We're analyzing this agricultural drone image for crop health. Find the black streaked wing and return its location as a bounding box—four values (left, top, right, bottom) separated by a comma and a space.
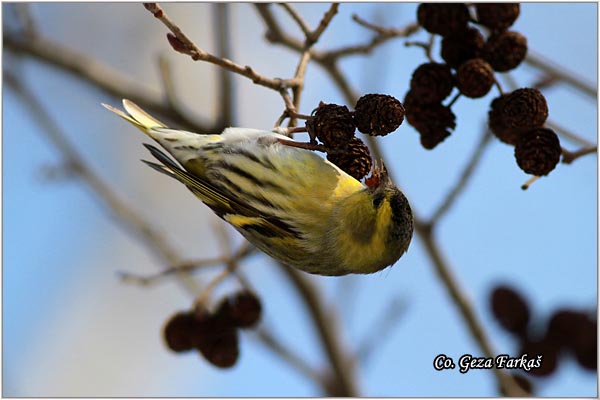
142, 144, 300, 240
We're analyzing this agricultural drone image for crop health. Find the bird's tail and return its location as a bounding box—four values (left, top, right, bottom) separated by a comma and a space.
102, 99, 167, 134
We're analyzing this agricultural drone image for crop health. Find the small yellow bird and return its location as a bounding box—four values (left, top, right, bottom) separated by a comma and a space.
104, 100, 413, 276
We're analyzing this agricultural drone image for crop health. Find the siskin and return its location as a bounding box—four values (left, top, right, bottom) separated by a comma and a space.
104, 100, 413, 276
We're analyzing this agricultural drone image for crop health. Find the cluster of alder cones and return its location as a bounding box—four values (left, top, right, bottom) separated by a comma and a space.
406, 3, 561, 177
304, 94, 405, 181
308, 4, 561, 183
490, 285, 596, 394
163, 290, 261, 368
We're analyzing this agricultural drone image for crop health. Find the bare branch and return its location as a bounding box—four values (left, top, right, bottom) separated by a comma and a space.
308, 3, 339, 46
546, 119, 596, 148
254, 328, 322, 385
352, 13, 418, 37
14, 3, 38, 37
279, 3, 312, 38
356, 297, 407, 365
3, 33, 214, 133
158, 55, 178, 109
562, 146, 597, 164
415, 223, 529, 397
525, 50, 596, 100
428, 130, 494, 226
255, 4, 305, 53
214, 3, 235, 127
143, 3, 300, 91
120, 243, 256, 287
279, 265, 359, 396
323, 14, 420, 60
404, 34, 436, 62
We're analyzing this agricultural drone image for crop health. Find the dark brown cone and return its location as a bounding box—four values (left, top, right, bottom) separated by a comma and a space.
194, 312, 240, 368
514, 128, 561, 176
546, 309, 589, 349
573, 317, 597, 371
327, 137, 372, 180
404, 90, 456, 150
519, 338, 559, 377
163, 311, 199, 352
441, 27, 485, 69
227, 291, 262, 329
419, 126, 452, 150
196, 320, 240, 368
490, 285, 530, 336
410, 62, 454, 103
456, 58, 495, 98
407, 103, 456, 150
308, 103, 355, 148
503, 88, 548, 131
354, 94, 405, 136
488, 95, 519, 145
417, 3, 470, 37
475, 3, 520, 31
483, 30, 528, 72
403, 90, 425, 128
546, 309, 597, 371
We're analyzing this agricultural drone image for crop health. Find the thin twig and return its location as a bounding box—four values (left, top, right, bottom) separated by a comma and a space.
192, 259, 238, 312
214, 3, 234, 127
326, 20, 420, 60
415, 224, 528, 397
428, 130, 494, 225
561, 146, 597, 164
308, 3, 339, 46
525, 49, 596, 100
254, 328, 322, 384
256, 4, 305, 53
279, 265, 358, 396
144, 3, 300, 91
352, 13, 419, 37
287, 3, 339, 127
520, 175, 540, 191
158, 55, 178, 109
404, 34, 435, 62
355, 297, 407, 365
280, 3, 312, 38
14, 3, 38, 37
120, 242, 256, 287
546, 119, 595, 148
323, 13, 421, 60
119, 257, 224, 286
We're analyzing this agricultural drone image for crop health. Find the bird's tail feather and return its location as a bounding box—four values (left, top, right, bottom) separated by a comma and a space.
102, 99, 166, 135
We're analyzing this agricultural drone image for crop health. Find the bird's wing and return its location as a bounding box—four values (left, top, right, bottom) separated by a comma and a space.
143, 144, 301, 240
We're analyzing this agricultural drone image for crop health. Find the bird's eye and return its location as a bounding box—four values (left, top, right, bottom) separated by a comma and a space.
372, 193, 385, 209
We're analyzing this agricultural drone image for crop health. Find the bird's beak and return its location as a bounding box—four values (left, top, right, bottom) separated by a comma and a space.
366, 159, 392, 189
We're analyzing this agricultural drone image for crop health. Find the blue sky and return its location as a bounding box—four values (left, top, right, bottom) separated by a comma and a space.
3, 3, 597, 396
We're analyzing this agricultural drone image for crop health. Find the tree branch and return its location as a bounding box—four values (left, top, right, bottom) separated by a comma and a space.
278, 265, 359, 396
428, 130, 494, 226
3, 33, 214, 133
525, 50, 596, 100
415, 224, 528, 396
562, 146, 597, 164
143, 3, 301, 91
